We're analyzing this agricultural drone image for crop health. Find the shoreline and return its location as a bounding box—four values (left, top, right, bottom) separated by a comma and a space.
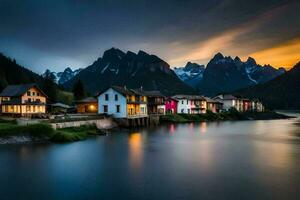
160, 111, 294, 123
0, 111, 295, 144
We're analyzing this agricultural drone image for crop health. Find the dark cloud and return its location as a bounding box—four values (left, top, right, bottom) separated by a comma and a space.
0, 0, 299, 72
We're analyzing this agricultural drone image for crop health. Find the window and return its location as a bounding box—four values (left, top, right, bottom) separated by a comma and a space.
103, 105, 108, 113
26, 106, 31, 112
33, 106, 36, 112
32, 92, 35, 96
37, 93, 40, 96
27, 91, 31, 96
28, 98, 32, 102
182, 100, 184, 104
181, 109, 184, 113
105, 94, 109, 101
116, 105, 120, 113
186, 100, 188, 104
115, 94, 118, 101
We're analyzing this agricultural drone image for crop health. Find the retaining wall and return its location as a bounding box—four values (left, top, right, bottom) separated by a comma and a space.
50, 118, 117, 130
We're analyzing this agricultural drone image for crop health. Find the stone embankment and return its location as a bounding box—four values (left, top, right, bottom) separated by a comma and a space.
50, 117, 117, 130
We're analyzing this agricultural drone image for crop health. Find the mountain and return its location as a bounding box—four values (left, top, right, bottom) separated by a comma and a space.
63, 48, 195, 95
236, 62, 300, 109
0, 53, 73, 104
174, 62, 205, 87
42, 67, 82, 85
0, 53, 43, 91
194, 53, 285, 96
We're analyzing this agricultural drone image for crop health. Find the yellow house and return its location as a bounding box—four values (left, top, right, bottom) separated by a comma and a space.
0, 84, 47, 117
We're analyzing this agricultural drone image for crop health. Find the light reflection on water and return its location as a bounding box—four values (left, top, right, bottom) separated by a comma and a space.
1, 116, 300, 200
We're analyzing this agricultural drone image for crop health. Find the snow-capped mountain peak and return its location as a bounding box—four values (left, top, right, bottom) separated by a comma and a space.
174, 62, 205, 86
42, 67, 82, 85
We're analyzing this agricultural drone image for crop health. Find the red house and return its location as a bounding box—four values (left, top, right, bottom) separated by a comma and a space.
243, 99, 252, 112
165, 97, 178, 114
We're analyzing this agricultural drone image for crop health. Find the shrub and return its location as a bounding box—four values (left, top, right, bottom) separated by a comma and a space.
24, 124, 55, 138
51, 131, 88, 143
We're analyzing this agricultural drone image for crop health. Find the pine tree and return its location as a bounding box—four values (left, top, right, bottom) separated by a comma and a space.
72, 79, 85, 100
42, 73, 58, 103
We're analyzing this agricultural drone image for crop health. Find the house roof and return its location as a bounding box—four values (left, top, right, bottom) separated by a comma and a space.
50, 103, 71, 109
172, 95, 206, 101
166, 97, 179, 102
76, 97, 98, 103
213, 94, 239, 100
204, 97, 223, 104
132, 88, 165, 97
110, 86, 135, 96
0, 83, 47, 98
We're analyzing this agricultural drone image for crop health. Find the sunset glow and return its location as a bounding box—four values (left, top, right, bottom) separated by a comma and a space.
249, 38, 300, 69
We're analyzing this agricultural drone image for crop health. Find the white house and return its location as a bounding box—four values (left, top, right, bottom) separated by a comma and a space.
173, 95, 207, 114
97, 86, 148, 118
173, 95, 191, 114
213, 94, 243, 112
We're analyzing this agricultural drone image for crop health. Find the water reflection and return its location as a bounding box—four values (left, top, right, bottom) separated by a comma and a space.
200, 122, 207, 133
128, 132, 143, 170
169, 124, 175, 134
1, 116, 300, 200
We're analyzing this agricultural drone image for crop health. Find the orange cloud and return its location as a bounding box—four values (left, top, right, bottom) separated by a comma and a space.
248, 38, 300, 69
167, 3, 292, 68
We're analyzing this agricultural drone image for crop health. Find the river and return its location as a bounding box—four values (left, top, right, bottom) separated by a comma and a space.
1, 112, 300, 200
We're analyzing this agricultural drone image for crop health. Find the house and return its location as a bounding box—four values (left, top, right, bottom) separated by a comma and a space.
0, 83, 47, 117
204, 97, 223, 113
173, 95, 207, 114
133, 89, 165, 115
48, 102, 71, 114
165, 97, 178, 114
243, 99, 252, 112
97, 86, 147, 118
75, 97, 98, 113
213, 94, 243, 112
251, 100, 264, 112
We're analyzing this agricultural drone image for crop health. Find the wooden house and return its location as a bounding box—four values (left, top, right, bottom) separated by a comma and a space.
0, 84, 47, 117
133, 89, 165, 115
204, 97, 223, 113
75, 97, 98, 113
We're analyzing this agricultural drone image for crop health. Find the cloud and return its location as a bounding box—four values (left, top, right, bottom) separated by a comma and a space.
249, 38, 300, 68
167, 2, 293, 67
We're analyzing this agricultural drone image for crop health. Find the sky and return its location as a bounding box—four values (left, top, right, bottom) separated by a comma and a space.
0, 0, 299, 73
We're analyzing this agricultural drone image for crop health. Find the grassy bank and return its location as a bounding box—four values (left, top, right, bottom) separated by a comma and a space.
52, 125, 103, 143
0, 119, 105, 143
0, 120, 54, 138
160, 110, 293, 123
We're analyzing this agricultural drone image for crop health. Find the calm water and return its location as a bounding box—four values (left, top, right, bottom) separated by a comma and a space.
1, 114, 300, 200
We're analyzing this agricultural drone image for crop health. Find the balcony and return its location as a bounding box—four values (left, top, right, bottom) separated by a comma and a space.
126, 114, 148, 119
